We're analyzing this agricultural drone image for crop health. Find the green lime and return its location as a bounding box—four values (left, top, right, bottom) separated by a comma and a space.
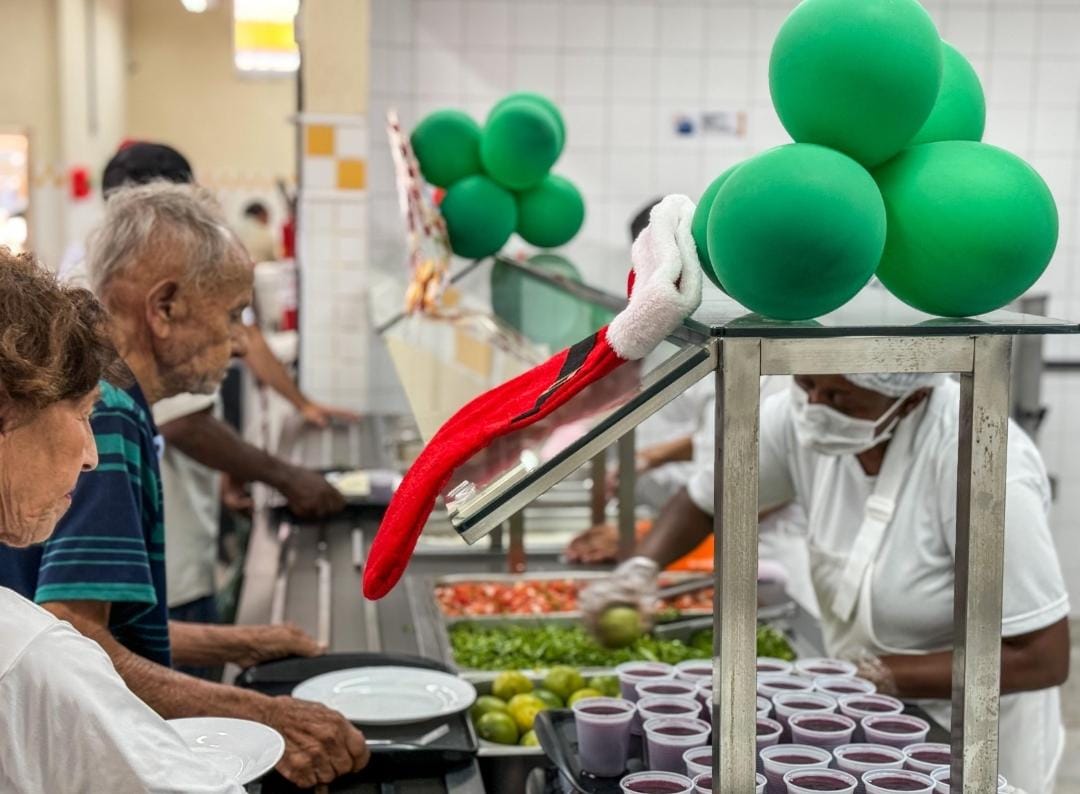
492, 671, 533, 702
507, 694, 548, 733
543, 666, 585, 701
596, 606, 643, 649
566, 688, 604, 707
519, 729, 540, 747
470, 695, 509, 723
587, 675, 620, 698
532, 688, 565, 709
476, 710, 519, 745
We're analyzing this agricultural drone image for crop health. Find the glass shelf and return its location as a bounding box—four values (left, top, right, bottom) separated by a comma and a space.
432, 262, 1078, 543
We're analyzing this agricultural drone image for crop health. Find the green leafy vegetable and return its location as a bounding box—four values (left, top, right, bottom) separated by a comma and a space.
449, 622, 795, 670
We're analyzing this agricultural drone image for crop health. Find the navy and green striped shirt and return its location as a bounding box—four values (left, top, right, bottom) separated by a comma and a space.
0, 381, 171, 666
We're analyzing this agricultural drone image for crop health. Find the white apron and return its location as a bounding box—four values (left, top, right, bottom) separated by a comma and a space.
805, 411, 1061, 793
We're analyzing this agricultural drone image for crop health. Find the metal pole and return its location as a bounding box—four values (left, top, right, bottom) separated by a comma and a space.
590, 452, 607, 526
508, 511, 526, 573
951, 334, 1012, 792
616, 429, 637, 562
713, 338, 760, 793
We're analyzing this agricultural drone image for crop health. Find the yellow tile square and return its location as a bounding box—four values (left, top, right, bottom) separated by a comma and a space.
306, 125, 335, 156
337, 158, 367, 190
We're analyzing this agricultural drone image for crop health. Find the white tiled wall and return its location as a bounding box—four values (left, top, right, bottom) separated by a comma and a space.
366, 0, 1080, 610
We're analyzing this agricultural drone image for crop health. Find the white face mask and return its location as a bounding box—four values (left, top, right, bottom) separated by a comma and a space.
790, 384, 909, 456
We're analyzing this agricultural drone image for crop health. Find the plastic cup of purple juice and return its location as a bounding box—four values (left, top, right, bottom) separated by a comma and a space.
789, 712, 856, 751
674, 659, 713, 685
694, 683, 713, 722
758, 673, 815, 700
901, 743, 950, 774
861, 715, 930, 750
636, 680, 698, 702
814, 675, 877, 699
862, 769, 934, 794
759, 744, 832, 793
833, 743, 906, 793
772, 691, 838, 734
617, 662, 676, 702
928, 768, 1007, 793
642, 717, 711, 775
757, 696, 773, 718
794, 657, 859, 679
637, 695, 701, 725
619, 771, 695, 794
691, 771, 767, 793
572, 696, 637, 778
683, 746, 711, 779
758, 657, 795, 675
783, 768, 858, 793
837, 695, 904, 741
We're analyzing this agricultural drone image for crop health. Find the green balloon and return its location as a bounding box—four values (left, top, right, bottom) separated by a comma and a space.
875, 141, 1057, 317
908, 42, 986, 146
481, 102, 561, 191
708, 144, 886, 321
441, 175, 517, 259
492, 92, 566, 152
691, 165, 741, 291
410, 110, 482, 188
515, 175, 585, 248
492, 254, 601, 349
769, 0, 943, 167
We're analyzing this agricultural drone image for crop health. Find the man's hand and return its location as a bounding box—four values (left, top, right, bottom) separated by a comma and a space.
300, 400, 361, 428
565, 524, 619, 565
233, 623, 325, 668
280, 466, 346, 519
263, 696, 370, 788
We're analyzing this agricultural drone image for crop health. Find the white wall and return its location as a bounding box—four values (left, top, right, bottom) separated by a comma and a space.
366, 0, 1080, 612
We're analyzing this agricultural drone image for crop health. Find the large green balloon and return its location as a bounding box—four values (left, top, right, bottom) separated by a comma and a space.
491, 92, 566, 152
441, 175, 518, 259
515, 175, 585, 248
410, 110, 482, 188
909, 42, 986, 146
691, 165, 740, 291
481, 102, 562, 191
769, 0, 943, 167
875, 141, 1058, 317
708, 144, 886, 321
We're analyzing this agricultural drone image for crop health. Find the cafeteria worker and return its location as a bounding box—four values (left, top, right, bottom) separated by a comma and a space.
582, 372, 1069, 792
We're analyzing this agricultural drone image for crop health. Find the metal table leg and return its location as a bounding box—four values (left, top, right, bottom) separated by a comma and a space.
713, 338, 761, 793
951, 334, 1012, 791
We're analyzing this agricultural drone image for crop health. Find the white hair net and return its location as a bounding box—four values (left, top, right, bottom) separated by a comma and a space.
844, 372, 947, 398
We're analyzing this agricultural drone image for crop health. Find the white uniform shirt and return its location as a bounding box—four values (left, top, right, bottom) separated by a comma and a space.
153, 393, 224, 609
0, 587, 242, 793
687, 380, 1069, 789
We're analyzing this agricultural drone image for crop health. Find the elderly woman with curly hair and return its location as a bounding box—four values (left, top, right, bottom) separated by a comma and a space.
0, 251, 242, 793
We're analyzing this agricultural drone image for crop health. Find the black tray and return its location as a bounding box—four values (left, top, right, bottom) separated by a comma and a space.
535, 709, 645, 794
536, 702, 950, 793
236, 652, 478, 790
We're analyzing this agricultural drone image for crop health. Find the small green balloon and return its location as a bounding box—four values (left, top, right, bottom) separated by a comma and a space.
875, 141, 1058, 317
492, 254, 601, 350
691, 165, 741, 291
410, 110, 482, 188
481, 102, 561, 191
769, 0, 943, 167
441, 175, 517, 259
515, 175, 585, 249
708, 144, 886, 321
492, 92, 566, 152
908, 42, 986, 146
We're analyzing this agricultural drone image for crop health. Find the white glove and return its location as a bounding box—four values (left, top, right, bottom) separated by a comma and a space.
580, 556, 660, 632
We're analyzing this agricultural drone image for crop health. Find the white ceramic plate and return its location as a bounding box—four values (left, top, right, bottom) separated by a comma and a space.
292, 666, 477, 725
168, 717, 285, 785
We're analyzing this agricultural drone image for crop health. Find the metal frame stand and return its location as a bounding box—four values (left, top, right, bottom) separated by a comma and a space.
711, 334, 1012, 794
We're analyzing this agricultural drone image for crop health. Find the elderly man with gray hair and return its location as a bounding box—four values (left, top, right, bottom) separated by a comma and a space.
0, 182, 369, 790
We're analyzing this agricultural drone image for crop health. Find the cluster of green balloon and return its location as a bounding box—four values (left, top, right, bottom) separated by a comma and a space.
694, 0, 1057, 320
410, 93, 585, 260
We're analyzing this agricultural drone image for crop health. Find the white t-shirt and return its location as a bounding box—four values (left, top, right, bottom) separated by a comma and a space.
687, 380, 1069, 790
0, 587, 243, 793
154, 393, 223, 609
